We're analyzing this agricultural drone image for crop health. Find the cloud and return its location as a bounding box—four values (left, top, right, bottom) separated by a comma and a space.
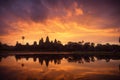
75, 8, 83, 16
0, 0, 120, 44
0, 22, 9, 35
0, 0, 79, 35
76, 0, 120, 29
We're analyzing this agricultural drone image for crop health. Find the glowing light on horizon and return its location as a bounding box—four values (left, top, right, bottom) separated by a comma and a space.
0, 0, 119, 45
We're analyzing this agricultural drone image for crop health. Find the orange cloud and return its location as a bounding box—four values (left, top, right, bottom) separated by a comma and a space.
0, 0, 120, 45
0, 6, 119, 45
75, 8, 83, 16
1, 16, 118, 45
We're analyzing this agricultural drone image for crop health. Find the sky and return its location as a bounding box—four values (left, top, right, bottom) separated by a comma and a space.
0, 0, 120, 45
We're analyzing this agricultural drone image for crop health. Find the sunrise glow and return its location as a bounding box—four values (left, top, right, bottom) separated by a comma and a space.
0, 0, 119, 45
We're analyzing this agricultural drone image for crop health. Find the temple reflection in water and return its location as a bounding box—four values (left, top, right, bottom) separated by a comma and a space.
0, 53, 120, 80
10, 53, 120, 67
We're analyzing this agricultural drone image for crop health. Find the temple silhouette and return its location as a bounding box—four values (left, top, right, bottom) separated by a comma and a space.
0, 36, 120, 52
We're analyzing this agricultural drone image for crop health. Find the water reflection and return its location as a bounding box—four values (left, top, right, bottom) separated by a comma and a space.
13, 54, 120, 67
0, 53, 120, 80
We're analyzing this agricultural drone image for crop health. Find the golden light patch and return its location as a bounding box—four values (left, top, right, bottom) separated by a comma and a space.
0, 14, 119, 45
75, 8, 83, 16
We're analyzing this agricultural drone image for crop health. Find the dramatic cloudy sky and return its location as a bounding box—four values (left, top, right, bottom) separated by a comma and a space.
0, 0, 120, 45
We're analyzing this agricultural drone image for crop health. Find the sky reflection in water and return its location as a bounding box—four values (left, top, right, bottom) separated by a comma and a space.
0, 53, 120, 80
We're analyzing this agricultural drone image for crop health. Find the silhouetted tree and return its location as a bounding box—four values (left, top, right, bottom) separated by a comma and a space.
83, 42, 91, 51
0, 42, 2, 46
91, 42, 95, 51
22, 36, 25, 45
95, 43, 103, 51
0, 36, 120, 52
0, 42, 2, 51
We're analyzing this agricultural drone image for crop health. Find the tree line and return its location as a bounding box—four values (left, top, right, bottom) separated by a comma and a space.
0, 36, 120, 52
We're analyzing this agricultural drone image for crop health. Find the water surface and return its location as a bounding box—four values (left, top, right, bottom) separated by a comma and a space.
0, 52, 120, 80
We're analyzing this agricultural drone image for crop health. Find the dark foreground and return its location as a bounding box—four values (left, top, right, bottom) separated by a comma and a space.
0, 52, 120, 80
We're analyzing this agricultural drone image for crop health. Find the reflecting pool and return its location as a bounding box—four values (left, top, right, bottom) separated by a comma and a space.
0, 52, 120, 80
